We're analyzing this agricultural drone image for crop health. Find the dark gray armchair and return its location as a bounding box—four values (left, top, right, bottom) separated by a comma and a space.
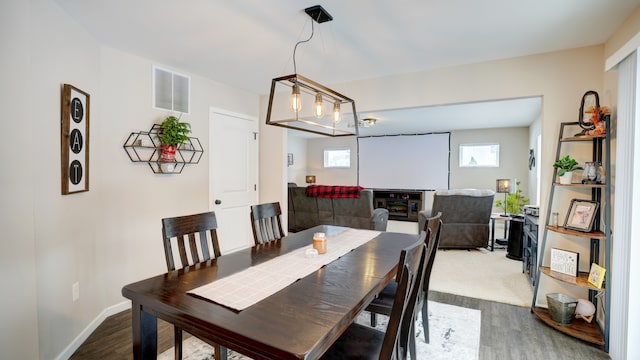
419, 189, 494, 249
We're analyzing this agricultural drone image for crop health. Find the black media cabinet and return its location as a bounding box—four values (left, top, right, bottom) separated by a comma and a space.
373, 190, 423, 222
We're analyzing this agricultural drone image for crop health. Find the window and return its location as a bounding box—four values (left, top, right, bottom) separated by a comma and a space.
153, 66, 190, 114
324, 148, 351, 168
459, 143, 499, 167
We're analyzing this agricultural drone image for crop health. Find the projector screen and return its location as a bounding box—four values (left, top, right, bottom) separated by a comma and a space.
358, 133, 450, 190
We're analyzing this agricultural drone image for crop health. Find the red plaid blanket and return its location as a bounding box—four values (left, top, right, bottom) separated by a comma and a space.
305, 185, 364, 198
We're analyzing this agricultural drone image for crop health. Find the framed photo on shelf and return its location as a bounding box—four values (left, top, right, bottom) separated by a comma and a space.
588, 263, 606, 288
564, 199, 599, 232
550, 248, 579, 277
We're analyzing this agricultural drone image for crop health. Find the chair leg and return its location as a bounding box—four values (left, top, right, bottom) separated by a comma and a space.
214, 344, 228, 360
370, 312, 377, 327
174, 327, 183, 360
409, 321, 417, 360
421, 299, 429, 344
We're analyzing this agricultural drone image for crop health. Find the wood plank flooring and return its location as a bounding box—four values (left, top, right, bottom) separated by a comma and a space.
428, 291, 610, 360
70, 291, 610, 360
69, 310, 177, 360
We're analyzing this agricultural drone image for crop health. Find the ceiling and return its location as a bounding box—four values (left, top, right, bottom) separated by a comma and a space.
354, 96, 542, 137
54, 0, 638, 135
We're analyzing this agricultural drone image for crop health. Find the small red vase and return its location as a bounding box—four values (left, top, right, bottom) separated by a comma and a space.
161, 145, 176, 161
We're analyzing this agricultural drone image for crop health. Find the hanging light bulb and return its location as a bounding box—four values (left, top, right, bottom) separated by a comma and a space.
314, 93, 325, 119
333, 101, 341, 124
290, 83, 301, 112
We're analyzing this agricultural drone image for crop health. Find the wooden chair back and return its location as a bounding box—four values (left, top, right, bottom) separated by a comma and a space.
161, 211, 222, 271
423, 212, 443, 291
416, 212, 443, 347
380, 234, 427, 360
250, 202, 285, 245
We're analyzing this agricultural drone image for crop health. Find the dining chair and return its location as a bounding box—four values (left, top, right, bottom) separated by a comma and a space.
320, 234, 427, 360
161, 211, 226, 360
250, 202, 285, 245
420, 216, 443, 342
366, 212, 442, 357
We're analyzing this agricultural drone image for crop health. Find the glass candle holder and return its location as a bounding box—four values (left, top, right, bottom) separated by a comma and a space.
313, 232, 327, 254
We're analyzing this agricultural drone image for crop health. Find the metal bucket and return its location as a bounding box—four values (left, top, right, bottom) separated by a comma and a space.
546, 293, 578, 325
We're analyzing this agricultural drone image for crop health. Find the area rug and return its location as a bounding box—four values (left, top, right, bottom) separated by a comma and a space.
158, 301, 480, 360
430, 248, 533, 307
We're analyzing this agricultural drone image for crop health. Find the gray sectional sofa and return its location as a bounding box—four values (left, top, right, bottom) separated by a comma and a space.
419, 189, 495, 249
287, 187, 389, 232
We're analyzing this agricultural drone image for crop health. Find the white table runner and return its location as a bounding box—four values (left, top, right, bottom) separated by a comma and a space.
189, 228, 381, 311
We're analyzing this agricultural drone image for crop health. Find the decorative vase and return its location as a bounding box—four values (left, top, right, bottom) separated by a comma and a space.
161, 145, 176, 162
559, 171, 573, 185
581, 162, 598, 184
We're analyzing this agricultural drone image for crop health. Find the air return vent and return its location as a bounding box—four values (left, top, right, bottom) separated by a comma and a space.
153, 66, 190, 114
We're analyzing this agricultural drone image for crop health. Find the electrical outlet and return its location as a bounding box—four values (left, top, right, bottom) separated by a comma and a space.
72, 282, 80, 302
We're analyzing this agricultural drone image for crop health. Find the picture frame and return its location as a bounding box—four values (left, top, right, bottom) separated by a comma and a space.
564, 199, 599, 232
550, 248, 580, 277
588, 262, 606, 288
61, 84, 90, 195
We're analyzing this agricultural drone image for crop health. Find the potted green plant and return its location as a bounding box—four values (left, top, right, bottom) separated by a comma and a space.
495, 180, 530, 215
553, 155, 583, 185
158, 115, 191, 161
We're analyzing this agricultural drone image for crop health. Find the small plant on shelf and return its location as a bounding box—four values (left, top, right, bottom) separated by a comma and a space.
158, 115, 191, 162
159, 115, 191, 147
552, 155, 582, 176
495, 180, 530, 215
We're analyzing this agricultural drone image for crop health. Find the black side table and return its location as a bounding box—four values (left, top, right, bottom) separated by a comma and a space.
489, 214, 511, 251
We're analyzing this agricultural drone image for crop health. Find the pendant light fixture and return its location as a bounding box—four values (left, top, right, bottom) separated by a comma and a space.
333, 101, 341, 124
314, 93, 324, 119
266, 5, 359, 137
290, 84, 301, 112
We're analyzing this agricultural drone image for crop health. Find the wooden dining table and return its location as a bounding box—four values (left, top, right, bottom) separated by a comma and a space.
121, 225, 419, 360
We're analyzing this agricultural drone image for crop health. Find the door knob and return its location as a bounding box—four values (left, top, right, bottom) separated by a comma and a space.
215, 199, 222, 205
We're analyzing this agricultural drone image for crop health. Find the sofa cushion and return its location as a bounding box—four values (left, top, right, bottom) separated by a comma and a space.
332, 190, 375, 229
433, 194, 494, 224
289, 187, 319, 231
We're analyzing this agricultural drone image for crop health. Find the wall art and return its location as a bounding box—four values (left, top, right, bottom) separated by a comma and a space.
61, 84, 90, 194
550, 248, 579, 277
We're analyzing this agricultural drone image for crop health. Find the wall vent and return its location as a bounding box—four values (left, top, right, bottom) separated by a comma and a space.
153, 66, 190, 114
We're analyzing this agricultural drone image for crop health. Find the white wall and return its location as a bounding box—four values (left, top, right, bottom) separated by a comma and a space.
0, 1, 39, 359
286, 133, 308, 186
295, 127, 530, 205
528, 115, 542, 205
450, 127, 530, 195
306, 137, 359, 186
1, 1, 259, 359
28, 2, 102, 357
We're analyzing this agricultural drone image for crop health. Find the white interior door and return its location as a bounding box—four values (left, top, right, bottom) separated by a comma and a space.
209, 108, 258, 254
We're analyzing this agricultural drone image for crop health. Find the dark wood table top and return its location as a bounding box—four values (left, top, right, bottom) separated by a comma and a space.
122, 225, 419, 360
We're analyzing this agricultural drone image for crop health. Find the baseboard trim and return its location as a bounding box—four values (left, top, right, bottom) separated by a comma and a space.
54, 300, 131, 360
